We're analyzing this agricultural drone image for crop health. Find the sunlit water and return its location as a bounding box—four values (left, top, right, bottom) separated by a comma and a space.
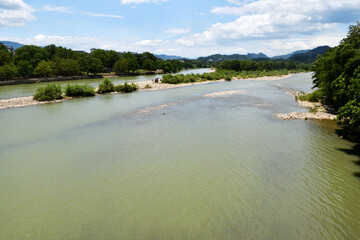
0, 73, 359, 240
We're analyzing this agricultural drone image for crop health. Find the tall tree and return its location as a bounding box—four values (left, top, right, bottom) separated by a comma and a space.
17, 61, 34, 78
114, 52, 139, 74
312, 22, 360, 140
14, 45, 48, 67
34, 61, 52, 77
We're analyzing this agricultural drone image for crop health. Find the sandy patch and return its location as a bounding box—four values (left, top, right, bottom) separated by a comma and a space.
203, 90, 244, 98
234, 75, 291, 81
0, 96, 66, 110
137, 79, 225, 92
275, 112, 336, 120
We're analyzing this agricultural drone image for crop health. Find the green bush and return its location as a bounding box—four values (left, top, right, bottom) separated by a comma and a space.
33, 84, 63, 101
298, 90, 323, 102
115, 82, 139, 93
64, 84, 95, 97
161, 69, 294, 84
225, 76, 232, 81
97, 78, 115, 94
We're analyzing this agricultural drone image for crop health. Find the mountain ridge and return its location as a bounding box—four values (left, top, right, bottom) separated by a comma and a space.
1, 40, 329, 62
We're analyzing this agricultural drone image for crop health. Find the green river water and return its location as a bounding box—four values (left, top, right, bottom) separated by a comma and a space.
0, 72, 359, 239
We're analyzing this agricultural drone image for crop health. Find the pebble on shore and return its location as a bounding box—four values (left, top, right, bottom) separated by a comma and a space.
0, 96, 65, 110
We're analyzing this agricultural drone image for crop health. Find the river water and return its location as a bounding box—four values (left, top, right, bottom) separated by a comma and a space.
0, 68, 210, 100
0, 72, 359, 240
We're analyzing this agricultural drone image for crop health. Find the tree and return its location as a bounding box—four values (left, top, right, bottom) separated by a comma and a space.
14, 45, 48, 67
0, 43, 7, 51
106, 50, 120, 69
0, 64, 18, 80
142, 58, 156, 72
50, 58, 81, 76
62, 59, 81, 76
17, 60, 34, 78
34, 61, 52, 77
114, 52, 139, 74
92, 49, 108, 68
0, 49, 11, 66
312, 22, 360, 140
87, 56, 103, 75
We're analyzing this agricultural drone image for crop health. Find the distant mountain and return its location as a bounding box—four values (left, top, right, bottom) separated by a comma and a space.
272, 50, 310, 59
198, 47, 329, 63
247, 52, 268, 59
272, 46, 330, 61
0, 41, 24, 49
197, 53, 268, 62
287, 46, 330, 63
155, 54, 188, 60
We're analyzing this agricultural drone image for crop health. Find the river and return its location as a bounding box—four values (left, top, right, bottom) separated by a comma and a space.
0, 68, 210, 99
0, 72, 359, 239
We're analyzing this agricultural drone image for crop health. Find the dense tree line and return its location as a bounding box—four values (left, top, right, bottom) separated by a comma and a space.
216, 59, 311, 71
0, 44, 200, 80
312, 22, 360, 141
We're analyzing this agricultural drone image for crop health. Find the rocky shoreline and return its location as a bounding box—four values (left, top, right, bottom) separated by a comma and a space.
0, 96, 67, 110
274, 88, 336, 121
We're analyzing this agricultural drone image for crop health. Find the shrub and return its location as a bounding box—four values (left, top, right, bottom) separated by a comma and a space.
145, 84, 152, 88
298, 90, 323, 102
97, 78, 115, 94
65, 84, 95, 97
33, 84, 63, 101
115, 82, 139, 93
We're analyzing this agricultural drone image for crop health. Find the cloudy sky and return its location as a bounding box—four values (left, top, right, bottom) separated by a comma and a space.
0, 0, 358, 57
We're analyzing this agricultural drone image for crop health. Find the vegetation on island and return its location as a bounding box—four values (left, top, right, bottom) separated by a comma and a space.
65, 84, 95, 97
161, 56, 311, 85
217, 59, 312, 71
33, 84, 63, 101
33, 79, 138, 101
115, 82, 139, 93
97, 79, 115, 94
161, 68, 306, 84
312, 22, 360, 142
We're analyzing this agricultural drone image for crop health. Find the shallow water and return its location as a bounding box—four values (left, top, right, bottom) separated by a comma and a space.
0, 68, 210, 99
0, 73, 359, 240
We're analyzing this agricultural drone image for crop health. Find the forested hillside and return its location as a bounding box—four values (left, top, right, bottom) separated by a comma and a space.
312, 22, 360, 141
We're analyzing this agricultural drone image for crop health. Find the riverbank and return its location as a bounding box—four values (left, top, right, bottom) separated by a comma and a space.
0, 75, 103, 86
0, 74, 291, 110
0, 69, 198, 86
274, 89, 336, 120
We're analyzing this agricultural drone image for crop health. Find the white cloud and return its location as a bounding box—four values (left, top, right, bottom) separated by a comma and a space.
0, 0, 35, 26
164, 28, 190, 36
80, 12, 123, 19
30, 34, 101, 50
211, 0, 360, 23
135, 39, 167, 47
42, 5, 72, 13
121, 0, 167, 4
169, 0, 357, 55
41, 5, 123, 19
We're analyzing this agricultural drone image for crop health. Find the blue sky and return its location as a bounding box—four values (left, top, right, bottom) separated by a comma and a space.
0, 0, 359, 57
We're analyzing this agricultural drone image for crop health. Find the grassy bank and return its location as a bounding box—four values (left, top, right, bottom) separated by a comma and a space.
161, 69, 304, 84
